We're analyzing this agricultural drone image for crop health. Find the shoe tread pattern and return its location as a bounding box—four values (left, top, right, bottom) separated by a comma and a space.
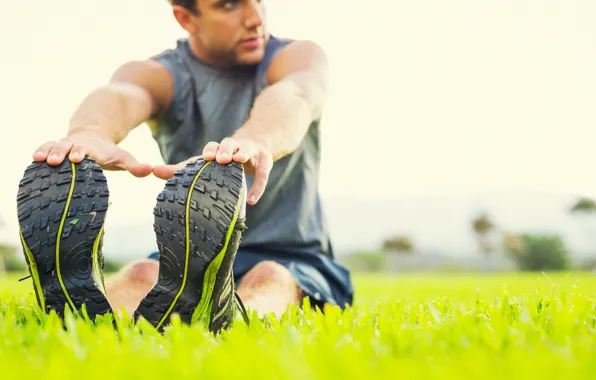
17, 157, 112, 319
135, 159, 244, 331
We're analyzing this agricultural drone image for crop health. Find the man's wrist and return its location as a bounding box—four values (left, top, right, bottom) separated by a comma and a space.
67, 124, 111, 141
232, 126, 273, 154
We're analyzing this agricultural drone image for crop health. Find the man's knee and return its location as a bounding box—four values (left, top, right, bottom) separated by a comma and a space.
118, 258, 159, 287
239, 261, 296, 289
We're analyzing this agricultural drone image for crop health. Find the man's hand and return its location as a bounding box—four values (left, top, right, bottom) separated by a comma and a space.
152, 137, 273, 206
33, 129, 153, 178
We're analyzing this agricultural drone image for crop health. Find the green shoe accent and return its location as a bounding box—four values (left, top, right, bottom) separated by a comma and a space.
190, 178, 243, 324
153, 160, 212, 329
55, 162, 77, 311
19, 230, 45, 311
134, 159, 248, 333
16, 157, 113, 320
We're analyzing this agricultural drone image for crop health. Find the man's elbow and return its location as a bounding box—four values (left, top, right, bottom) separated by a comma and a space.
103, 82, 157, 121
282, 73, 328, 121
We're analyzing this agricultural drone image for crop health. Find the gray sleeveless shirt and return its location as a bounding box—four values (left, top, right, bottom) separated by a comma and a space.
150, 36, 333, 259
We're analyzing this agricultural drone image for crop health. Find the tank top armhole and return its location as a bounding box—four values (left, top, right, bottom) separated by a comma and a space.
150, 43, 192, 137
256, 35, 293, 91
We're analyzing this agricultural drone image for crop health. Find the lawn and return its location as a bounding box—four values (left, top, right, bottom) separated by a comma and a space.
1, 271, 595, 379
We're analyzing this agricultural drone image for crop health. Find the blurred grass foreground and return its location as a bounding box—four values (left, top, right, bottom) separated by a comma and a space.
0, 271, 595, 379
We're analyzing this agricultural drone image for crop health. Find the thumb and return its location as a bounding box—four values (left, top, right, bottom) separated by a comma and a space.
115, 148, 153, 178
152, 163, 184, 180
152, 156, 201, 180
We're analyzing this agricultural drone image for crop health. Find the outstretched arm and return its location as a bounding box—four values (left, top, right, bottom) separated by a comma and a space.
231, 39, 328, 162
32, 59, 174, 177
153, 40, 329, 204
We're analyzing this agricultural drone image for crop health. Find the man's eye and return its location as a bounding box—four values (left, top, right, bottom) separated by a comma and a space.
221, 0, 237, 8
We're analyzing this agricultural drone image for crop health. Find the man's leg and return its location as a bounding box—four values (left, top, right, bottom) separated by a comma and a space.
233, 250, 355, 317
236, 260, 304, 318
104, 259, 159, 316
103, 249, 352, 321
103, 258, 303, 319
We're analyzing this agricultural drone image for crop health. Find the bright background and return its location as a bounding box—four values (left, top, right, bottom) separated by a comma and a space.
1, 0, 595, 259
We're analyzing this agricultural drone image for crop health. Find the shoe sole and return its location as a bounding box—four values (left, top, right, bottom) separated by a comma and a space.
16, 157, 112, 320
134, 159, 245, 331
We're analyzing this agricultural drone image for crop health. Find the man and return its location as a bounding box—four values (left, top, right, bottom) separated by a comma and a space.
17, 0, 353, 333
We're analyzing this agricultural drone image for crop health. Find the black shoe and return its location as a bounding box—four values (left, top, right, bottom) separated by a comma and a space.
16, 157, 112, 320
134, 159, 249, 333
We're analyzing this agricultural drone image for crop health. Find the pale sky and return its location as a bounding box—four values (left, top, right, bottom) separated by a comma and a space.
1, 1, 595, 245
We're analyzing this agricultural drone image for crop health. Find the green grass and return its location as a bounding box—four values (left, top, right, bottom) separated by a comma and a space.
1, 271, 595, 379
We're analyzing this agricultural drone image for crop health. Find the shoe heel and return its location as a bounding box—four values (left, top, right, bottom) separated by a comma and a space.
16, 156, 113, 320
134, 159, 245, 332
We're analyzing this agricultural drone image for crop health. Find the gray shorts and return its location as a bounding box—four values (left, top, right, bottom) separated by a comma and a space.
147, 248, 354, 310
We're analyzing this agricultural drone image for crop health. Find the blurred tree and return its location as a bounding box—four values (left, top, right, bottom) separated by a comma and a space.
471, 212, 496, 256
570, 197, 596, 213
382, 235, 415, 255
0, 216, 10, 274
2, 247, 25, 272
0, 245, 8, 274
343, 251, 384, 272
569, 196, 596, 255
0, 215, 25, 274
504, 233, 570, 271
103, 258, 124, 273
382, 235, 415, 273
502, 232, 525, 255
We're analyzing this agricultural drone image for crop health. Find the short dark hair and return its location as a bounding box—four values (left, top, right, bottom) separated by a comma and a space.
169, 0, 198, 14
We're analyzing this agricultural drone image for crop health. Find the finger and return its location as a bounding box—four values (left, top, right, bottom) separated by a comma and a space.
202, 142, 220, 161
32, 141, 57, 161
68, 144, 90, 163
232, 144, 254, 164
152, 156, 199, 180
216, 138, 239, 164
112, 148, 153, 178
152, 164, 182, 180
247, 152, 273, 205
47, 138, 74, 166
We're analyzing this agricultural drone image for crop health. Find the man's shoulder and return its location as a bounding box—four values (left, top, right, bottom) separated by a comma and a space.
267, 34, 293, 45
257, 35, 294, 77
151, 39, 190, 63
264, 34, 295, 56
261, 36, 326, 69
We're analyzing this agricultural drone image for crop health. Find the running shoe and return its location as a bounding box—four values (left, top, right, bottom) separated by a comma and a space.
134, 158, 249, 333
16, 156, 112, 320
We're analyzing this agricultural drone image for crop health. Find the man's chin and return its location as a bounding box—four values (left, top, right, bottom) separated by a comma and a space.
237, 50, 266, 66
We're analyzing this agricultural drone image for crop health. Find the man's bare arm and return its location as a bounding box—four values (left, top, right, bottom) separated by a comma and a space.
34, 59, 173, 177
228, 40, 329, 203
152, 40, 329, 203
231, 40, 328, 162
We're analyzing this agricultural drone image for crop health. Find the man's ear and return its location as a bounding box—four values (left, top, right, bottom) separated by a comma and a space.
172, 5, 199, 34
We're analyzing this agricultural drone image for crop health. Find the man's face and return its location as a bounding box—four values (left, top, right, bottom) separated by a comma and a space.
176, 0, 268, 67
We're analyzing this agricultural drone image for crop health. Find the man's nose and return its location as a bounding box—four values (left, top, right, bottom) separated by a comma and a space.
244, 0, 264, 29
